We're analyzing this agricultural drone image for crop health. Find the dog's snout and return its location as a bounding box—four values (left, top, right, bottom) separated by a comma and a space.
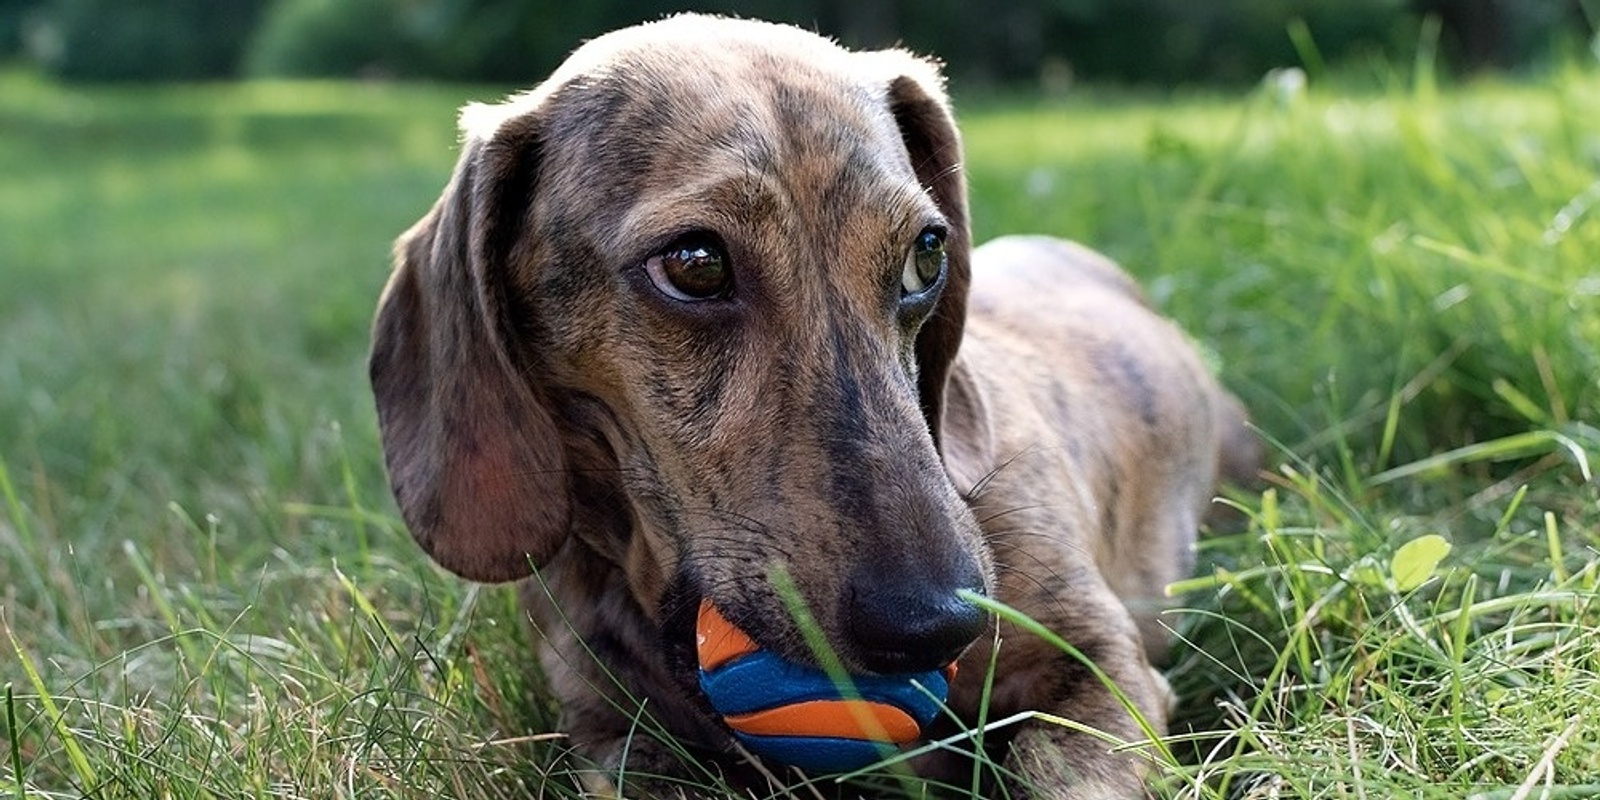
846, 565, 988, 674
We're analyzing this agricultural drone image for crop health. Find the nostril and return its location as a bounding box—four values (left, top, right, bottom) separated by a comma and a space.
847, 581, 988, 674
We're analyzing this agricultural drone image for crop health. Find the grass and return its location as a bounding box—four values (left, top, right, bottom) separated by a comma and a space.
1, 54, 1597, 797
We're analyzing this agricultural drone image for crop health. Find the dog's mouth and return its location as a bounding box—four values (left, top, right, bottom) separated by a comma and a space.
667, 584, 984, 676
686, 596, 959, 773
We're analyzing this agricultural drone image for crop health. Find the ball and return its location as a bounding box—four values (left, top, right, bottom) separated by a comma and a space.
695, 599, 955, 774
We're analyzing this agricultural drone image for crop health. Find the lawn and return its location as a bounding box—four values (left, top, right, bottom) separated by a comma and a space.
2, 59, 1597, 798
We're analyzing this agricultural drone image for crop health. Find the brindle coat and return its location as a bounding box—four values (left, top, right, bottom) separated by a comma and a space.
370, 14, 1255, 798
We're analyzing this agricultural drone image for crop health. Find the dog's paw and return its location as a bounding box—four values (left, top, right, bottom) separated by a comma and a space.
575, 769, 622, 799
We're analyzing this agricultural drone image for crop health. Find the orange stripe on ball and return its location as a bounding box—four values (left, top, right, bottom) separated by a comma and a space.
724, 699, 921, 743
697, 599, 761, 671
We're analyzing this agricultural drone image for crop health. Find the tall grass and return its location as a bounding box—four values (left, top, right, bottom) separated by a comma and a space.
2, 58, 1597, 797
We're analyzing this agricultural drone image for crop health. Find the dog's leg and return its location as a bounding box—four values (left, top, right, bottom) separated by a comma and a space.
923, 632, 1166, 798
996, 594, 1168, 799
923, 532, 1170, 799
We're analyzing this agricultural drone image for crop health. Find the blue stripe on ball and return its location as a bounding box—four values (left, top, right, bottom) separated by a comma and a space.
699, 650, 950, 727
732, 731, 895, 774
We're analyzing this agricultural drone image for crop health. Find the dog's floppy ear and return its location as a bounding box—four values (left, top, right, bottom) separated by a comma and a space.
883, 64, 972, 450
369, 111, 568, 583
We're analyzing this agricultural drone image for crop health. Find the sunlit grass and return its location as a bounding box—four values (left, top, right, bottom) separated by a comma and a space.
2, 60, 1598, 797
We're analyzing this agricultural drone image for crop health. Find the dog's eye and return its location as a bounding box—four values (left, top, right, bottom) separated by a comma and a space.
646, 235, 733, 301
902, 228, 947, 296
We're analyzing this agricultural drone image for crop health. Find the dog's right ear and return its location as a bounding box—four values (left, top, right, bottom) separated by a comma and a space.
369, 111, 568, 583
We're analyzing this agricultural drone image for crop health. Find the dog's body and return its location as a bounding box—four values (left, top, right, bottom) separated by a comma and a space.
370, 15, 1254, 797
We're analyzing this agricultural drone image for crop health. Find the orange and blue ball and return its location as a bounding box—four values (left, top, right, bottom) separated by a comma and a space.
696, 600, 955, 774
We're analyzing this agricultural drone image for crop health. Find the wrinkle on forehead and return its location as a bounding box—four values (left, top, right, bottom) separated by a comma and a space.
580, 64, 933, 245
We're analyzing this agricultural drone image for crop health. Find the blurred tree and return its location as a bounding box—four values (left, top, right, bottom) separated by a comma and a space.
26, 0, 271, 80
0, 0, 43, 58
4, 0, 1591, 83
244, 0, 418, 78
1415, 0, 1590, 70
1030, 0, 1418, 85
247, 0, 660, 79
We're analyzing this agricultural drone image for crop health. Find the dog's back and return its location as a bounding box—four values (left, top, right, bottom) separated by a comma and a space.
947, 235, 1250, 658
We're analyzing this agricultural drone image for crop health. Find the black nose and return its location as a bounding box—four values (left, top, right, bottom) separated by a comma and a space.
846, 567, 988, 674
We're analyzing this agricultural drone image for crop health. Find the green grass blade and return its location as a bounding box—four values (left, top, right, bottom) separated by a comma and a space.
6, 627, 95, 789
1367, 430, 1592, 485
0, 459, 30, 551
6, 683, 25, 800
960, 591, 1175, 766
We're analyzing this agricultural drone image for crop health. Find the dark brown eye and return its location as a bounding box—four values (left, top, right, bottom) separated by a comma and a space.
645, 234, 733, 301
902, 227, 946, 296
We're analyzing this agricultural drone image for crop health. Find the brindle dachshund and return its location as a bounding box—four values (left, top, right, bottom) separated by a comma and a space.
370, 14, 1256, 798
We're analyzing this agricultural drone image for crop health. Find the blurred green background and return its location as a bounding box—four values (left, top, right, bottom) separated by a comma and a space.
0, 0, 1593, 85
4, 1, 1600, 796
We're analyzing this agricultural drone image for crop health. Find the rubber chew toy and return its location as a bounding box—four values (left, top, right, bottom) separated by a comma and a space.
696, 599, 955, 773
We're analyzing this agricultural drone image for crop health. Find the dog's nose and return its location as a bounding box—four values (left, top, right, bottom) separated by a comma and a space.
846, 568, 988, 674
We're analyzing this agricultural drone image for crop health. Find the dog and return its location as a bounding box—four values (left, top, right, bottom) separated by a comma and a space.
369, 14, 1255, 798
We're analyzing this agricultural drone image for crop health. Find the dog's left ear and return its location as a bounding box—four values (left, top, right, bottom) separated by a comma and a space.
369, 110, 571, 584
882, 62, 971, 450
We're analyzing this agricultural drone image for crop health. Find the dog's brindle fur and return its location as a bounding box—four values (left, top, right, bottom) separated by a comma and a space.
371, 14, 1255, 798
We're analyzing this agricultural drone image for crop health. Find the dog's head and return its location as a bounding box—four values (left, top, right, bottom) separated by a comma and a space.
370, 15, 991, 675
